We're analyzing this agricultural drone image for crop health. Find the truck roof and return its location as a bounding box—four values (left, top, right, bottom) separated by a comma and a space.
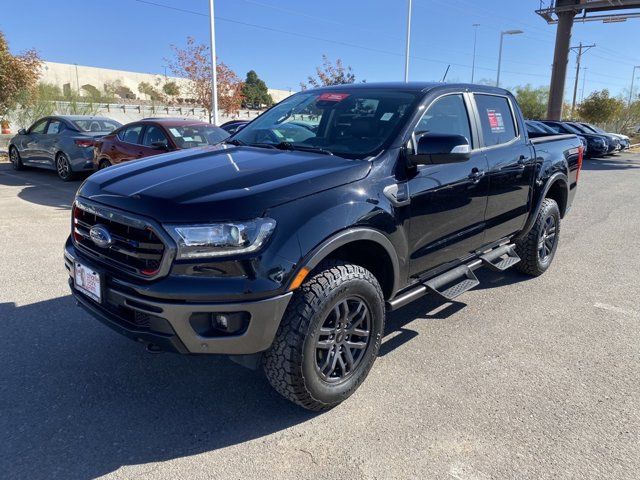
303, 82, 510, 96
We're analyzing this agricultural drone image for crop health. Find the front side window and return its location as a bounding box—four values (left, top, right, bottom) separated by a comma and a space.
118, 125, 143, 144
142, 125, 169, 147
30, 119, 48, 134
232, 89, 420, 159
475, 94, 518, 146
415, 94, 472, 147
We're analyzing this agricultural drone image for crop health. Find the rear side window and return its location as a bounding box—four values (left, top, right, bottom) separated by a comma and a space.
47, 120, 63, 135
475, 94, 518, 146
118, 125, 143, 144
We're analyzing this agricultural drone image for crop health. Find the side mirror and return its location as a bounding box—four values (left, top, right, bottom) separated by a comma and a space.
409, 133, 471, 165
18, 128, 27, 135
151, 140, 171, 151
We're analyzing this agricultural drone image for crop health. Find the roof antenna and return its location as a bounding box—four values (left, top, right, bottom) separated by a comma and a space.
441, 65, 451, 82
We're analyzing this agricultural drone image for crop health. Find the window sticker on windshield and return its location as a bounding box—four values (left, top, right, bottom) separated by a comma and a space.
169, 128, 182, 137
317, 92, 350, 102
183, 136, 194, 142
380, 112, 394, 121
486, 109, 505, 133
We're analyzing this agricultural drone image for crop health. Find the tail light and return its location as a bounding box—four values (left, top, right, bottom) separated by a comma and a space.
576, 145, 584, 183
74, 139, 94, 148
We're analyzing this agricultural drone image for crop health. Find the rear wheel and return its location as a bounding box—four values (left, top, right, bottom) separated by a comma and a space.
55, 153, 74, 181
263, 260, 385, 411
515, 198, 560, 276
9, 147, 24, 171
98, 159, 112, 170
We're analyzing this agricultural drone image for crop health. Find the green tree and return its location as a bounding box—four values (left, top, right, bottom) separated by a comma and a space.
577, 89, 624, 125
138, 81, 164, 102
163, 81, 180, 98
0, 31, 41, 121
242, 70, 273, 108
301, 55, 357, 89
514, 84, 548, 120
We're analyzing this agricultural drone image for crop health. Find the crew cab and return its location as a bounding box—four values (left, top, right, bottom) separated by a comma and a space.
65, 83, 583, 411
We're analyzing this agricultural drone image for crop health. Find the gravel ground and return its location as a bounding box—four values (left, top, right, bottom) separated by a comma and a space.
0, 154, 639, 480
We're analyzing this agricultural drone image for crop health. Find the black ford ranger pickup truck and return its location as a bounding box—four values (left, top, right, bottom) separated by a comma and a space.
65, 83, 583, 410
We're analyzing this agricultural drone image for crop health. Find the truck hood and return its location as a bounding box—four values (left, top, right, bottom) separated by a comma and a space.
77, 145, 371, 222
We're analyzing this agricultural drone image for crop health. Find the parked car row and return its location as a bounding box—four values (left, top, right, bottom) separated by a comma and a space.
524, 119, 629, 158
8, 115, 230, 181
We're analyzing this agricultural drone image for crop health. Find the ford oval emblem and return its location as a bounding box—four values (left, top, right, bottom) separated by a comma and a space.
89, 224, 113, 249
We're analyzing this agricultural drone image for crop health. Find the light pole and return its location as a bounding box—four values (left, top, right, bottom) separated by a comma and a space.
404, 0, 412, 82
496, 29, 523, 87
471, 23, 480, 83
208, 0, 219, 125
629, 65, 640, 106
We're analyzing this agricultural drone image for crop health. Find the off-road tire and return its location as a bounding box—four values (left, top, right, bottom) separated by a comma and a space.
263, 260, 385, 411
9, 147, 24, 171
515, 198, 560, 277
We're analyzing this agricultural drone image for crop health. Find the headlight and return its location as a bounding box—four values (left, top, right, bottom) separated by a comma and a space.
166, 218, 276, 259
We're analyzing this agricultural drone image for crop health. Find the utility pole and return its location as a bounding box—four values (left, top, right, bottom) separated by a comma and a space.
208, 0, 219, 125
629, 66, 640, 106
570, 42, 595, 117
404, 0, 412, 82
471, 23, 480, 83
580, 67, 588, 102
547, 3, 575, 120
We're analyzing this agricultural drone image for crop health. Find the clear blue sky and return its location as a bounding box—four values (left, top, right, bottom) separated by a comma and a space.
1, 0, 639, 99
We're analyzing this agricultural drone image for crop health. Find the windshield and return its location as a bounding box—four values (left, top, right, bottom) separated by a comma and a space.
531, 121, 555, 134
72, 119, 121, 133
231, 89, 420, 159
559, 122, 582, 135
567, 123, 592, 134
582, 123, 604, 134
167, 125, 229, 148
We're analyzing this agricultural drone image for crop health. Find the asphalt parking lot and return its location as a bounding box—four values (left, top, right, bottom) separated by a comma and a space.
1, 154, 639, 480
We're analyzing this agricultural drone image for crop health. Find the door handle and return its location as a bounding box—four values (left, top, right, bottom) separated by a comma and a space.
468, 168, 485, 182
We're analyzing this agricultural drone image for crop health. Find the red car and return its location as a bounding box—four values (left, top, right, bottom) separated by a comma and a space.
93, 118, 229, 169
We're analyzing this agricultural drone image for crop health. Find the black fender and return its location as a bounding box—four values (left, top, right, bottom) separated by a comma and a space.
516, 172, 568, 240
290, 227, 401, 298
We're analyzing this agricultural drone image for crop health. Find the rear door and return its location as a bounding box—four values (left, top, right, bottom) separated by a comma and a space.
40, 118, 64, 167
473, 93, 535, 244
22, 118, 49, 164
111, 124, 144, 164
407, 92, 490, 276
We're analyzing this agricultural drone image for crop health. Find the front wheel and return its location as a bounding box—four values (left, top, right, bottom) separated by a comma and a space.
263, 260, 385, 411
515, 198, 561, 276
55, 153, 74, 181
9, 147, 24, 171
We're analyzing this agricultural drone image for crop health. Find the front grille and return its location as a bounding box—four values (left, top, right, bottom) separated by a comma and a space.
73, 202, 166, 278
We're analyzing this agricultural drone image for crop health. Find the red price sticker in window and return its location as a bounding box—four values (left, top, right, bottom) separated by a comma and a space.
317, 92, 350, 102
486, 109, 505, 133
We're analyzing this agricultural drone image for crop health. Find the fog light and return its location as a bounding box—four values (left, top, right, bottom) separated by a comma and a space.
210, 312, 249, 334
213, 314, 229, 330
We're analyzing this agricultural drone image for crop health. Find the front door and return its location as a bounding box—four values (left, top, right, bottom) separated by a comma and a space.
407, 93, 489, 277
473, 94, 535, 243
22, 118, 49, 164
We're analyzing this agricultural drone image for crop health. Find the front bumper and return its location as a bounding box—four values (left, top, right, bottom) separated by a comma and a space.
65, 244, 292, 355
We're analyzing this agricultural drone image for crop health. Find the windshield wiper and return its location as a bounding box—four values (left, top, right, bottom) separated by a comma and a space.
273, 142, 334, 156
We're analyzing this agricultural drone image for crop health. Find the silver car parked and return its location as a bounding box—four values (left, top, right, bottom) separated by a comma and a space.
8, 115, 121, 181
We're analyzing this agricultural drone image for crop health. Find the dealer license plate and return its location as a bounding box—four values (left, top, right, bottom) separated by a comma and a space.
74, 262, 102, 303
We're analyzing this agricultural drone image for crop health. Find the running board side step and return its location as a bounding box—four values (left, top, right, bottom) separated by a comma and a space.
387, 243, 519, 311
479, 244, 521, 272
424, 265, 479, 301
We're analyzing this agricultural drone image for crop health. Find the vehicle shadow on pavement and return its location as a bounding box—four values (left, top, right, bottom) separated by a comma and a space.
581, 156, 640, 170
0, 164, 81, 210
0, 296, 317, 480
